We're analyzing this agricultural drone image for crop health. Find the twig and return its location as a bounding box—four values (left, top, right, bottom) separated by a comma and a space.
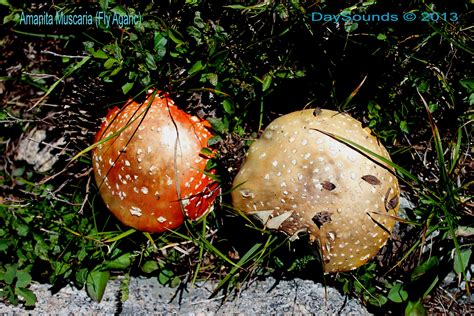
22, 72, 60, 80
189, 295, 226, 305
78, 175, 91, 215
41, 50, 88, 59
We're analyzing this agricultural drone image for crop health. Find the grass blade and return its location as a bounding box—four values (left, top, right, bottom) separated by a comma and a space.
312, 128, 420, 184
30, 56, 91, 110
211, 242, 263, 297
103, 229, 136, 243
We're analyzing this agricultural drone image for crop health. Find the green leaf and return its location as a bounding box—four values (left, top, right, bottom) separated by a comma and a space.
15, 270, 31, 288
405, 299, 427, 316
0, 239, 11, 252
0, 0, 12, 7
110, 67, 122, 76
128, 71, 137, 80
459, 78, 474, 93
6, 289, 19, 305
417, 80, 429, 93
111, 6, 127, 16
99, 0, 109, 11
193, 11, 205, 28
145, 53, 157, 70
120, 273, 130, 302
274, 70, 290, 79
207, 117, 228, 133
207, 73, 218, 86
14, 288, 36, 307
104, 253, 131, 270
92, 49, 108, 59
141, 260, 160, 273
377, 33, 387, 40
388, 283, 408, 303
453, 248, 471, 275
422, 275, 439, 298
154, 32, 168, 52
207, 135, 222, 146
167, 28, 183, 45
456, 226, 474, 237
200, 147, 213, 157
344, 22, 359, 33
104, 58, 118, 69
290, 0, 304, 12
122, 82, 134, 94
186, 26, 202, 44
262, 73, 273, 92
275, 4, 289, 20
83, 41, 94, 50
368, 293, 388, 307
52, 261, 71, 276
16, 223, 29, 237
33, 235, 49, 260
223, 4, 248, 9
3, 12, 19, 24
188, 60, 204, 75
4, 264, 17, 285
129, 32, 138, 41
140, 73, 151, 86
158, 269, 174, 285
156, 47, 166, 60
86, 268, 110, 303
342, 279, 350, 293
12, 166, 25, 176
222, 99, 234, 114
295, 70, 306, 78
411, 256, 438, 281
76, 248, 88, 262
170, 276, 181, 288
428, 102, 438, 113
75, 268, 88, 287
399, 120, 409, 133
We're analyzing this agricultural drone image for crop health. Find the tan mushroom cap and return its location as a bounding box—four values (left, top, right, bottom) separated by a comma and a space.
232, 109, 400, 273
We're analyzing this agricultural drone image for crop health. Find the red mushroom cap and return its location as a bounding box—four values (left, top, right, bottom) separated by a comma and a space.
92, 91, 220, 233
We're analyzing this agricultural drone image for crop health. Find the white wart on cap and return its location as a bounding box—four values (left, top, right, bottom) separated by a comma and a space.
232, 109, 400, 273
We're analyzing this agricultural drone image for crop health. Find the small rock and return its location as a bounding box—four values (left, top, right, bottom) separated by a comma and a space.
0, 277, 370, 315
15, 128, 66, 173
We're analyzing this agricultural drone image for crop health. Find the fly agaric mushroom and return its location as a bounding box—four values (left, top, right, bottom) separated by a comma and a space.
232, 109, 399, 273
92, 91, 219, 233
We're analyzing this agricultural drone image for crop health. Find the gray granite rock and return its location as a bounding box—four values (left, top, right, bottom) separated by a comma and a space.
0, 277, 369, 315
